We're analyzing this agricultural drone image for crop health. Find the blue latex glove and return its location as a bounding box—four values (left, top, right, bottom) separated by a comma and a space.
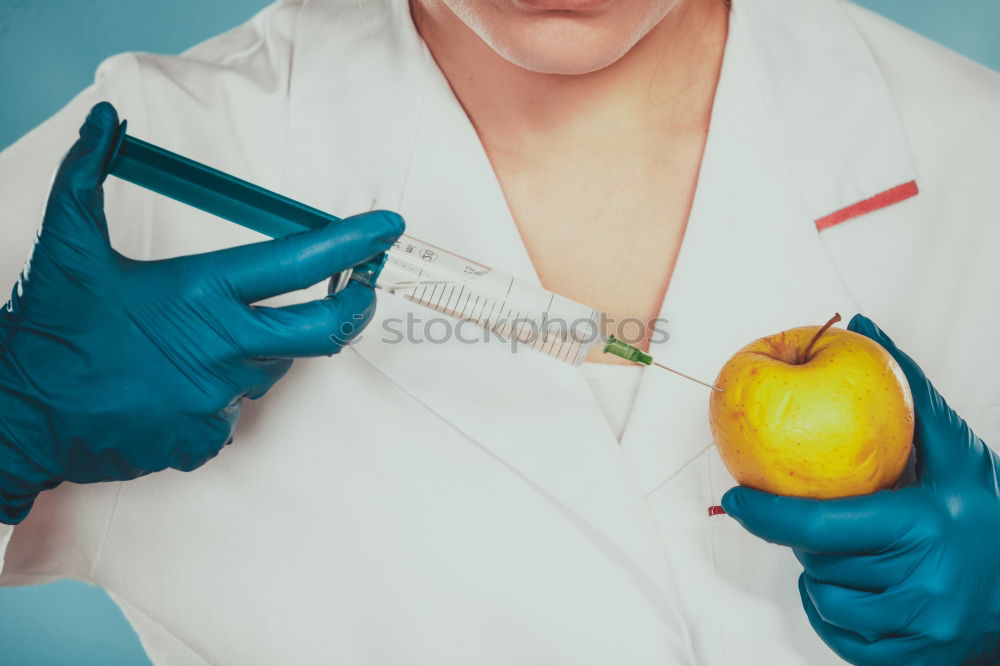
722, 314, 1000, 665
0, 102, 404, 524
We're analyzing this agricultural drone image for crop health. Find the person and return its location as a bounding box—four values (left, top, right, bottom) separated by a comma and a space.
1, 0, 998, 663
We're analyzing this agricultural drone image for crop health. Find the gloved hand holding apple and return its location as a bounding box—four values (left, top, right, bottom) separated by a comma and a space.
710, 312, 914, 499
712, 314, 1000, 665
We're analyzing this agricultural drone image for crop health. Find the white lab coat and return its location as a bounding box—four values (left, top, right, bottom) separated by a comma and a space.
1, 0, 999, 663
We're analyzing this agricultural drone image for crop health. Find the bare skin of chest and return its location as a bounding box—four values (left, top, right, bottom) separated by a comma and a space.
411, 0, 728, 362
491, 130, 706, 361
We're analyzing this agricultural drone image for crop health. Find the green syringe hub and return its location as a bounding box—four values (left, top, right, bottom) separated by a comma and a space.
602, 336, 653, 365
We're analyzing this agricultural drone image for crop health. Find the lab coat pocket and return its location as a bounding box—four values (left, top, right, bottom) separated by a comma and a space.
706, 449, 848, 666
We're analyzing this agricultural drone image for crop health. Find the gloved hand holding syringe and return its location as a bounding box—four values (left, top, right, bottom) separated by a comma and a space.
108, 119, 719, 390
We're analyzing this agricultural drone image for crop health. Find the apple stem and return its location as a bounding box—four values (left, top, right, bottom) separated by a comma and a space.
801, 313, 842, 363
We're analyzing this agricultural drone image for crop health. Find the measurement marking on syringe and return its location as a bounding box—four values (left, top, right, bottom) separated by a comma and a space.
454, 288, 469, 319
435, 285, 451, 314
398, 273, 593, 360
551, 328, 566, 352
443, 284, 457, 312
492, 309, 513, 338
540, 333, 557, 357
565, 337, 583, 362
564, 334, 580, 361
426, 287, 441, 313
507, 311, 523, 341
503, 310, 520, 341
492, 310, 509, 337
442, 285, 456, 313
449, 285, 465, 314
459, 290, 473, 319
547, 333, 564, 359
490, 307, 509, 335
457, 288, 471, 316
558, 338, 572, 362
412, 269, 426, 305
513, 311, 532, 343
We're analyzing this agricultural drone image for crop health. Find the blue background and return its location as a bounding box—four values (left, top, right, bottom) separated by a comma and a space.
0, 0, 998, 663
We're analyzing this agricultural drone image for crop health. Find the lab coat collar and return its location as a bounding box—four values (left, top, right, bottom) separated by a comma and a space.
279, 0, 915, 627
280, 0, 431, 216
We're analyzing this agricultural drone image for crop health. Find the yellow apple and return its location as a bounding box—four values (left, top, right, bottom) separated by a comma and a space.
709, 314, 914, 499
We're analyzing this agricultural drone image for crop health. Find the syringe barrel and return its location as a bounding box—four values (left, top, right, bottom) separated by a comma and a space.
106, 128, 600, 365
358, 235, 601, 365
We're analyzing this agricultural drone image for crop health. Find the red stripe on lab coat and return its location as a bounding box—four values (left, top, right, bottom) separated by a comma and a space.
815, 181, 919, 232
708, 505, 727, 517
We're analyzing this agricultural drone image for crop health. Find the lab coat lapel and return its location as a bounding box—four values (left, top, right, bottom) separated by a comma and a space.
282, 0, 693, 635
620, 0, 919, 495
738, 0, 919, 222
281, 0, 430, 216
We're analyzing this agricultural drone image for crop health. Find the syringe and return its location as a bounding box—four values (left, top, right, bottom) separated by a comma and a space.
105, 124, 719, 389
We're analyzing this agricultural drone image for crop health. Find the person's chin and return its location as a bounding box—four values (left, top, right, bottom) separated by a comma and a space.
511, 0, 615, 11
489, 25, 636, 75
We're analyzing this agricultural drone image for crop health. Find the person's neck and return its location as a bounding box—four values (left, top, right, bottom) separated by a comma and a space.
410, 0, 730, 156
